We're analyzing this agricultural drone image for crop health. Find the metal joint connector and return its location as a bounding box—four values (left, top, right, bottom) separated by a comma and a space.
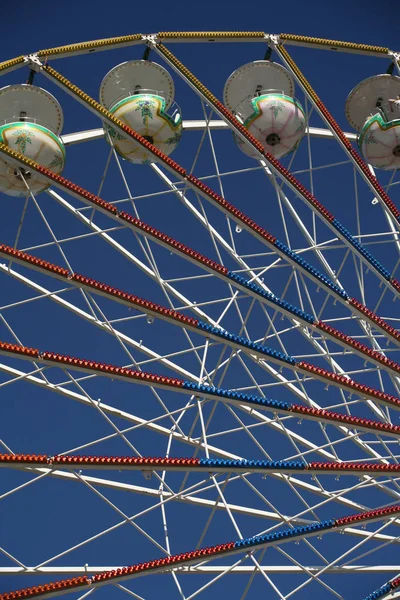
24, 54, 43, 71
143, 34, 157, 46
268, 35, 280, 47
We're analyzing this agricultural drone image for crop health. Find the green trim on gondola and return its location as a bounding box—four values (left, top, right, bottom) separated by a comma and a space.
110, 93, 182, 131
0, 122, 65, 160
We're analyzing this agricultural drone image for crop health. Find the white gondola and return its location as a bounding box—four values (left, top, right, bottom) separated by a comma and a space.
223, 60, 307, 160
0, 84, 65, 197
346, 74, 400, 170
99, 60, 182, 164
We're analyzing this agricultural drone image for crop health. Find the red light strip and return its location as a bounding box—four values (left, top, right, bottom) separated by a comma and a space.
0, 142, 398, 351
1, 504, 400, 600
3, 453, 400, 475
1, 340, 400, 433
25, 61, 400, 320
1, 243, 400, 379
274, 44, 400, 224
297, 361, 400, 409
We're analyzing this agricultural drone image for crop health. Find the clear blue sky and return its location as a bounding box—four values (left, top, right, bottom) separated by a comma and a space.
2, 0, 396, 60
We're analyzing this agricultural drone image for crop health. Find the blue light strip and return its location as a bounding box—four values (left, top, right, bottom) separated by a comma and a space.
226, 271, 316, 323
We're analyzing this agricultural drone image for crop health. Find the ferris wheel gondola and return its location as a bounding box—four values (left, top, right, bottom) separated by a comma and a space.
99, 60, 182, 164
0, 31, 399, 600
346, 74, 400, 170
0, 84, 65, 196
223, 60, 307, 159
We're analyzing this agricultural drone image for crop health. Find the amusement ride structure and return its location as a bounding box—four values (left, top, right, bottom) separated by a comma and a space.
0, 31, 400, 600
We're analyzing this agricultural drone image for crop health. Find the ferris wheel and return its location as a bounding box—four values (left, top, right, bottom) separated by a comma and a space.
0, 30, 400, 600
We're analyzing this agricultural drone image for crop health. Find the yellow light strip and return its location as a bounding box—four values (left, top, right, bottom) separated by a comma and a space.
157, 31, 265, 41
280, 33, 389, 55
156, 44, 220, 104
0, 32, 395, 71
0, 56, 25, 75
275, 42, 400, 226
0, 143, 43, 172
42, 65, 125, 118
37, 34, 143, 59
39, 63, 186, 175
277, 45, 320, 104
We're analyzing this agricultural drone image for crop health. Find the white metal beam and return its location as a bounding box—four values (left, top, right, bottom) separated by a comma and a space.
61, 124, 357, 147
0, 565, 398, 575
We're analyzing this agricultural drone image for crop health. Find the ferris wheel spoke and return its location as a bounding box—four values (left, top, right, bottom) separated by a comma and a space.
158, 473, 188, 600
74, 471, 171, 556
29, 471, 279, 579
232, 407, 398, 500
272, 550, 343, 600
260, 161, 339, 284
1, 32, 400, 598
198, 105, 242, 255
185, 555, 254, 600
287, 519, 399, 599
114, 583, 148, 600
31, 470, 241, 570
3, 328, 400, 450
165, 189, 400, 375
0, 547, 26, 571
1, 398, 398, 528
24, 193, 113, 328
45, 189, 223, 326
4, 456, 400, 549
0, 361, 244, 463
149, 161, 400, 385
256, 164, 395, 357
355, 163, 400, 257
0, 308, 53, 389
107, 145, 171, 283
58, 366, 183, 480
7, 504, 400, 600
268, 169, 395, 316
0, 262, 203, 381
0, 468, 52, 504
5, 232, 400, 422
12, 193, 31, 253
2, 386, 396, 528
194, 473, 289, 600
150, 162, 283, 306
8, 161, 390, 356
25, 188, 75, 273
1, 353, 395, 489
18, 60, 399, 337
273, 41, 400, 234
148, 44, 400, 300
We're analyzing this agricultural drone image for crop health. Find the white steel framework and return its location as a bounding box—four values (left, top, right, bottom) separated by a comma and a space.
0, 31, 400, 600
